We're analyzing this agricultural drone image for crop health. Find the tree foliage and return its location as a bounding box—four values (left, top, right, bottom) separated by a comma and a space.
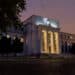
0, 0, 26, 32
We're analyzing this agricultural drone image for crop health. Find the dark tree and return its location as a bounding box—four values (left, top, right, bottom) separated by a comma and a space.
12, 37, 23, 56
0, 0, 26, 32
0, 36, 7, 54
6, 37, 11, 54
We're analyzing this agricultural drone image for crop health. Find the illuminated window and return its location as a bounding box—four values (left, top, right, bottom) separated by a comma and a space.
53, 33, 57, 52
41, 32, 45, 51
53, 32, 59, 54
48, 32, 51, 53
41, 30, 47, 53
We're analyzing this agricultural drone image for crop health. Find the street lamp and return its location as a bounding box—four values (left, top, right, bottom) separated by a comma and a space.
6, 34, 10, 39
20, 37, 24, 43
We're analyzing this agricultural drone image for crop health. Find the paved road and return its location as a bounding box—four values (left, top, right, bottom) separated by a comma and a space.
0, 57, 75, 75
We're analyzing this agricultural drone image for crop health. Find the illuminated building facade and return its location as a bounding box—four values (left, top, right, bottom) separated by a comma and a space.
0, 15, 75, 56
23, 15, 61, 55
23, 15, 75, 55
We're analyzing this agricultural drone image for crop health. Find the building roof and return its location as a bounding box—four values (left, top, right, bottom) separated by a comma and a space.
23, 15, 60, 29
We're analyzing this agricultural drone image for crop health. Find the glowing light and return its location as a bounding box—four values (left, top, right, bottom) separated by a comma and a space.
43, 18, 50, 25
20, 38, 24, 43
36, 22, 43, 25
7, 34, 10, 38
49, 31, 55, 54
46, 21, 50, 25
50, 22, 58, 28
35, 16, 59, 28
54, 32, 60, 54
43, 18, 48, 23
41, 30, 48, 53
70, 36, 73, 39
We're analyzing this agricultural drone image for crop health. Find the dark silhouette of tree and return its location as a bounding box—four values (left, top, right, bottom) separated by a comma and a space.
0, 0, 26, 32
18, 40, 23, 53
0, 36, 7, 55
12, 37, 23, 56
0, 35, 11, 55
6, 37, 11, 54
0, 36, 2, 54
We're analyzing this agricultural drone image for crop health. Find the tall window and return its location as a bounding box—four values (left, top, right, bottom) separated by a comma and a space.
41, 30, 47, 53
53, 32, 59, 54
54, 33, 57, 52
41, 32, 45, 51
48, 32, 51, 53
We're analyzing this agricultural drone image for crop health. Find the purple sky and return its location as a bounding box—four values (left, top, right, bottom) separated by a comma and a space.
21, 0, 75, 34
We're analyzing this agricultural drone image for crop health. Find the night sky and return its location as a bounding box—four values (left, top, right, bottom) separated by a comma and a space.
21, 0, 75, 34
